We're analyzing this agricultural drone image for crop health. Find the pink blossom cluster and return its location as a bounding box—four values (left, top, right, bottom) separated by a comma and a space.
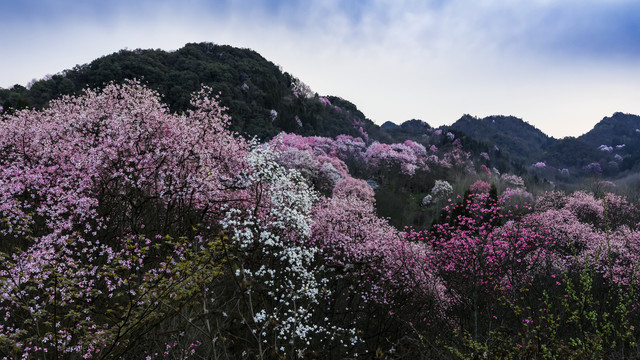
469, 180, 491, 194
479, 164, 492, 177
0, 81, 252, 357
364, 141, 430, 175
583, 162, 602, 174
529, 190, 640, 284
500, 173, 526, 188
403, 193, 557, 327
270, 132, 470, 179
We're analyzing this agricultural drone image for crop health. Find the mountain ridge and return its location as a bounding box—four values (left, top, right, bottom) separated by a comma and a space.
2, 42, 640, 177
0, 42, 390, 142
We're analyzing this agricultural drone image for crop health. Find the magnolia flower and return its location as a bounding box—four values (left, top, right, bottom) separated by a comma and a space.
431, 180, 453, 201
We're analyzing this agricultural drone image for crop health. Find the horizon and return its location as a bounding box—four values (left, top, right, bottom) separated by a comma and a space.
2, 0, 640, 139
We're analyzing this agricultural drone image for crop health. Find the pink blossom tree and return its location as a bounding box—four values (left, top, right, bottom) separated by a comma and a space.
563, 191, 605, 228
364, 142, 422, 175
0, 80, 250, 358
419, 193, 555, 340
0, 81, 360, 359
310, 180, 448, 353
469, 180, 491, 194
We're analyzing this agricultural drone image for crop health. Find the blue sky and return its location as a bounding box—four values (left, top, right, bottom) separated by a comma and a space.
1, 0, 639, 138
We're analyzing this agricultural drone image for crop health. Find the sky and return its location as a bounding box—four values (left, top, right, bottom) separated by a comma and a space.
1, 0, 640, 138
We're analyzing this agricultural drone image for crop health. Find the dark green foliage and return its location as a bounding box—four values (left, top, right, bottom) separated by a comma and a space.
580, 112, 640, 149
580, 112, 640, 172
0, 43, 379, 141
382, 119, 432, 143
0, 85, 31, 114
543, 137, 599, 168
375, 184, 434, 229
3, 42, 639, 180
449, 115, 553, 164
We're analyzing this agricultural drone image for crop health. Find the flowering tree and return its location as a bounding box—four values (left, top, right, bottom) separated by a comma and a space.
535, 190, 568, 212
309, 177, 451, 354
421, 193, 554, 340
0, 81, 249, 358
501, 188, 535, 215
213, 145, 360, 358
269, 133, 351, 194
530, 191, 640, 283
479, 164, 492, 178
469, 180, 491, 194
364, 142, 424, 175
500, 173, 526, 189
583, 162, 603, 175
603, 192, 639, 230
431, 180, 453, 202
563, 191, 605, 227
0, 81, 358, 359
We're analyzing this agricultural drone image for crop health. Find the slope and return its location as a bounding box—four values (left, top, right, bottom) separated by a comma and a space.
0, 42, 386, 142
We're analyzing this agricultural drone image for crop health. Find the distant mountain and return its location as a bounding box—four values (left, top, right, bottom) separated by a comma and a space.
380, 121, 398, 130
578, 112, 640, 172
449, 114, 553, 165
444, 113, 640, 178
381, 119, 433, 142
579, 112, 640, 147
4, 42, 640, 179
542, 137, 600, 169
0, 42, 386, 142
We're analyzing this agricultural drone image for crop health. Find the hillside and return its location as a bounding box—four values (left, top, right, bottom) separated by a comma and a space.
380, 119, 432, 142
4, 42, 640, 359
579, 112, 640, 172
580, 112, 640, 147
3, 71, 640, 360
0, 42, 388, 142
447, 113, 640, 178
449, 114, 553, 165
3, 42, 640, 181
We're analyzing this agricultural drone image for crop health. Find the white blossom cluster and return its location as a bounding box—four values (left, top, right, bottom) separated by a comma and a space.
220, 144, 359, 356
431, 180, 453, 201
500, 173, 526, 189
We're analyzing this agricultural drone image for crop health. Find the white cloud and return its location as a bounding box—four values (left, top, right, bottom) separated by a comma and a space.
1, 0, 639, 138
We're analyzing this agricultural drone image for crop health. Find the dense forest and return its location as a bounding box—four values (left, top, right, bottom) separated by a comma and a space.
0, 43, 390, 143
3, 43, 640, 359
4, 43, 640, 185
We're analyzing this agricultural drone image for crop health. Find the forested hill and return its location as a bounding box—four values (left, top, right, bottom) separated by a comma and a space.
4, 42, 640, 178
0, 42, 389, 142
446, 113, 640, 176
449, 114, 552, 165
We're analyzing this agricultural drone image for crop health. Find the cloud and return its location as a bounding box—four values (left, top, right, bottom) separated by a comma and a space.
1, 0, 639, 138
